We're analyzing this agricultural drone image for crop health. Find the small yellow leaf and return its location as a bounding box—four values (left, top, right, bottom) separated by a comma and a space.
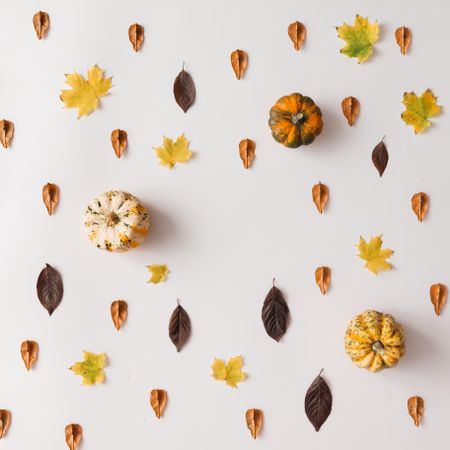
69, 351, 106, 385
357, 235, 393, 275
60, 65, 112, 118
401, 89, 441, 134
154, 134, 193, 168
211, 355, 246, 388
146, 264, 169, 284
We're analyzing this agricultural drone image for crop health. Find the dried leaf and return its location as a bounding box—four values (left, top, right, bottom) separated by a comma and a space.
70, 351, 106, 385
246, 409, 263, 439
395, 26, 412, 55
0, 410, 11, 439
372, 137, 388, 177
261, 280, 290, 342
65, 423, 82, 450
20, 340, 39, 371
288, 21, 306, 51
239, 139, 256, 169
146, 264, 169, 283
128, 23, 144, 52
411, 192, 429, 222
169, 300, 191, 352
357, 235, 393, 275
111, 129, 128, 158
42, 183, 60, 216
154, 134, 193, 169
110, 300, 128, 331
36, 263, 63, 315
230, 49, 248, 80
150, 389, 167, 418
430, 283, 447, 316
305, 369, 332, 432
173, 64, 196, 113
312, 182, 329, 213
33, 11, 50, 39
407, 396, 424, 427
401, 89, 441, 134
0, 120, 14, 149
315, 267, 331, 295
211, 355, 246, 388
341, 96, 360, 126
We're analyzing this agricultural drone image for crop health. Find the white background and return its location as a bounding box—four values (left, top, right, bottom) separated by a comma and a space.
0, 0, 449, 449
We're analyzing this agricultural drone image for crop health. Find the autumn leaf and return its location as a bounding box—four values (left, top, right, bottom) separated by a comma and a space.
211, 355, 246, 388
401, 89, 441, 134
154, 134, 192, 168
60, 65, 112, 118
146, 264, 169, 283
70, 351, 106, 385
336, 15, 379, 63
357, 235, 393, 274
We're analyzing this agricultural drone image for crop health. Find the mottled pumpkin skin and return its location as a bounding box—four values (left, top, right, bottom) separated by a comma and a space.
345, 310, 405, 372
269, 93, 323, 148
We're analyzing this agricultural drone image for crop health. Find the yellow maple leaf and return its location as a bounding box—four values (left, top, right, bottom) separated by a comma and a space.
211, 355, 246, 388
146, 264, 169, 283
357, 235, 393, 275
154, 134, 192, 168
401, 89, 442, 134
336, 15, 379, 63
60, 65, 112, 118
69, 351, 106, 385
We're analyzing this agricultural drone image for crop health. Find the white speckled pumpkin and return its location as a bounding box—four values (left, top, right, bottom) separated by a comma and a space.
344, 310, 405, 372
84, 190, 150, 252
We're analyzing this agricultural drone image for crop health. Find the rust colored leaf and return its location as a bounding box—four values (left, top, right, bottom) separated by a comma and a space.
173, 64, 196, 113
411, 192, 429, 222
315, 267, 331, 295
65, 424, 82, 450
42, 183, 60, 216
36, 263, 64, 316
20, 340, 39, 371
312, 182, 329, 214
150, 389, 167, 418
110, 300, 128, 331
341, 96, 360, 126
372, 137, 388, 177
0, 410, 11, 439
0, 120, 14, 149
246, 408, 263, 439
111, 129, 128, 158
288, 21, 306, 51
33, 11, 50, 39
395, 26, 412, 55
430, 283, 447, 316
128, 23, 144, 52
231, 49, 248, 80
239, 139, 256, 169
407, 396, 424, 426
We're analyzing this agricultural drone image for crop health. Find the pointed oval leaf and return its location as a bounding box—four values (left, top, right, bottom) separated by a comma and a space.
407, 396, 424, 427
33, 11, 50, 39
0, 120, 14, 149
150, 389, 167, 418
21, 340, 39, 371
341, 96, 360, 126
372, 137, 388, 177
411, 192, 429, 222
430, 283, 447, 316
168, 300, 191, 352
239, 138, 256, 169
128, 23, 144, 51
246, 408, 263, 439
305, 370, 332, 432
111, 129, 128, 158
261, 282, 290, 342
315, 267, 331, 295
42, 183, 60, 216
230, 49, 248, 80
36, 263, 63, 315
312, 182, 329, 213
288, 21, 306, 51
0, 410, 11, 439
395, 26, 412, 55
111, 300, 128, 331
173, 66, 196, 113
65, 423, 82, 450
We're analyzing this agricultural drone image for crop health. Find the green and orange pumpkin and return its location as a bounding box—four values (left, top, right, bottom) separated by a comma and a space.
268, 93, 323, 148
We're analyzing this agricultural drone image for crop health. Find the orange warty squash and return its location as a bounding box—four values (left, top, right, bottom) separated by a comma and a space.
269, 93, 323, 148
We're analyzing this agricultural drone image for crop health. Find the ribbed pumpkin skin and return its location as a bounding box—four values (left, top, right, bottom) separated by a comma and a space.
345, 310, 405, 372
269, 93, 323, 148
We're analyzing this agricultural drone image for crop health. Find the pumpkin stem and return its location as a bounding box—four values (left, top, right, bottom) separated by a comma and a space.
291, 112, 304, 125
371, 340, 385, 354
106, 212, 120, 226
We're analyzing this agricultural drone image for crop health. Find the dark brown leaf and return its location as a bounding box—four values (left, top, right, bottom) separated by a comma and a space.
169, 300, 191, 352
0, 410, 11, 439
0, 120, 14, 149
33, 11, 50, 39
173, 64, 196, 113
261, 280, 290, 342
65, 423, 82, 450
372, 137, 388, 177
128, 23, 144, 51
36, 263, 63, 316
305, 369, 332, 432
